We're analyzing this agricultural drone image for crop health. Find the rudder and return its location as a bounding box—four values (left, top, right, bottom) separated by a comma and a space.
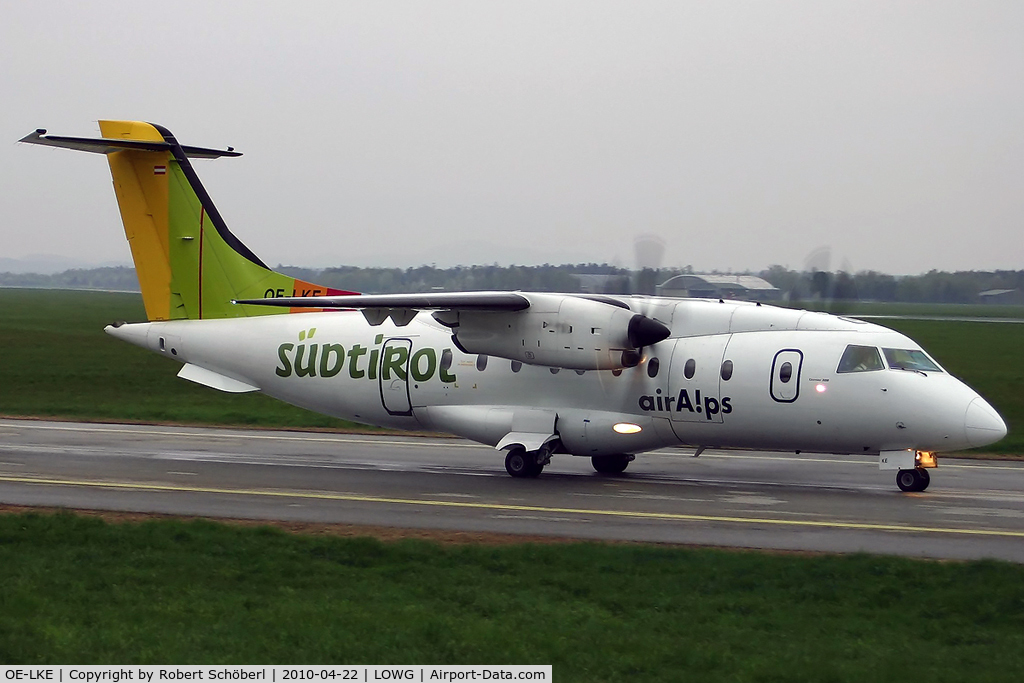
22, 120, 355, 321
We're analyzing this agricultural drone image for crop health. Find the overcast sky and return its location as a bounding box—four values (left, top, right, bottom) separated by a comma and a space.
3, 1, 1022, 275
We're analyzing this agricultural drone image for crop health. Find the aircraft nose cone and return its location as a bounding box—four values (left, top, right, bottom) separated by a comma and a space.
964, 397, 1007, 448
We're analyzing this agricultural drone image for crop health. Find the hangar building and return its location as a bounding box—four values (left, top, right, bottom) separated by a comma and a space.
657, 274, 781, 301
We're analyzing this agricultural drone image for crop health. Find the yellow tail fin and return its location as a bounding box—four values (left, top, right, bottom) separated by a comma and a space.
22, 121, 356, 321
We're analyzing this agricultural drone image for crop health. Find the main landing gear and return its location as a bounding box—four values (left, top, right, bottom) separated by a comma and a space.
503, 448, 637, 478
591, 453, 634, 475
504, 447, 551, 478
896, 468, 931, 492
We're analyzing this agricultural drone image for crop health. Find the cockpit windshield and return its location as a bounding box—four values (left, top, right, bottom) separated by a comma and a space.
837, 344, 885, 373
882, 348, 942, 373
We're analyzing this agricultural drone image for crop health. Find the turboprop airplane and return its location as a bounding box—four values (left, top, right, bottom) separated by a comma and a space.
20, 121, 1008, 492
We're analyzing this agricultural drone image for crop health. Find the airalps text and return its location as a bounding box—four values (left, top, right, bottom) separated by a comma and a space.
638, 388, 733, 420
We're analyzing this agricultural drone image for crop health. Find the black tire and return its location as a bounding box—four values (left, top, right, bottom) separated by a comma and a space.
917, 468, 931, 492
592, 454, 630, 474
896, 468, 923, 492
505, 449, 543, 478
505, 449, 529, 477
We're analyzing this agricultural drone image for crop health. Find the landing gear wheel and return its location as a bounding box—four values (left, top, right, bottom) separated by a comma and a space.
505, 448, 543, 478
896, 468, 929, 492
592, 454, 631, 474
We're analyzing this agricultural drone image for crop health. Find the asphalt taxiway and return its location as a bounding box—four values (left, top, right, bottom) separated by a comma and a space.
1, 418, 1022, 561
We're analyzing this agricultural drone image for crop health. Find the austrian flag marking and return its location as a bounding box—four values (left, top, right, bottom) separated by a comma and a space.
153, 165, 166, 175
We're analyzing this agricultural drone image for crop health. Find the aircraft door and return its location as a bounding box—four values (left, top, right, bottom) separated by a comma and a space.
668, 335, 730, 424
379, 338, 413, 416
770, 349, 803, 403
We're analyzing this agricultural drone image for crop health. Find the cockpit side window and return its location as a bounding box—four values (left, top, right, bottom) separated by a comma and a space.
836, 344, 884, 373
882, 348, 942, 373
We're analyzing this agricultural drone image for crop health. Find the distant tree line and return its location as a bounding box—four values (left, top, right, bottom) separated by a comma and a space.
277, 264, 621, 294
760, 266, 1024, 304
0, 266, 142, 292
2, 264, 1021, 304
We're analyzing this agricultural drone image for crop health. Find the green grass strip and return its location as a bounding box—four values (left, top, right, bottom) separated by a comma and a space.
1, 512, 1023, 681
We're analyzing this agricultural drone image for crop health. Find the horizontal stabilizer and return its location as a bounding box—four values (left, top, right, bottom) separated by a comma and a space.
234, 291, 531, 311
19, 129, 241, 159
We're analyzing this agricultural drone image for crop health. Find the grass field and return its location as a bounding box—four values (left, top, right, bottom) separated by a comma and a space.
1, 287, 1020, 452
786, 300, 1024, 319
1, 511, 1023, 680
2, 289, 1023, 676
0, 289, 366, 431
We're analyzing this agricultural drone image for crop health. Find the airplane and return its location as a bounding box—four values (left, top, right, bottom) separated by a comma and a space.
19, 121, 1008, 492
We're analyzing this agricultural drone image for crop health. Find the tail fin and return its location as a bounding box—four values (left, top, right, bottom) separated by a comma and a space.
21, 121, 354, 321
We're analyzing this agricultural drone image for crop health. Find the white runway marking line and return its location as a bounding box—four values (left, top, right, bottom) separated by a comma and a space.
925, 506, 1024, 519
4, 421, 480, 450
695, 451, 1024, 471
2, 473, 1024, 539
491, 514, 585, 523
4, 417, 1019, 475
421, 492, 481, 499
5, 420, 1021, 469
720, 493, 785, 506
616, 493, 715, 503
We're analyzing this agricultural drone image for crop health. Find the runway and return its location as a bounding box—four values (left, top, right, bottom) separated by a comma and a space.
1, 418, 1023, 562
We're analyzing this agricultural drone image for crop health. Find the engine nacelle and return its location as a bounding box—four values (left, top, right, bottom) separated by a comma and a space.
434, 293, 670, 370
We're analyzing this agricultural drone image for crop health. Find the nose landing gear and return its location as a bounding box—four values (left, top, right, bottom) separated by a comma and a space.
881, 450, 936, 492
896, 467, 931, 492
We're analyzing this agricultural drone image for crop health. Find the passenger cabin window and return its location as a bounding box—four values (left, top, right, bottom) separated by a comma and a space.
779, 361, 793, 383
882, 348, 942, 373
647, 357, 660, 378
510, 360, 522, 373
683, 358, 696, 379
476, 355, 488, 371
837, 345, 885, 373
720, 360, 733, 381
440, 349, 453, 372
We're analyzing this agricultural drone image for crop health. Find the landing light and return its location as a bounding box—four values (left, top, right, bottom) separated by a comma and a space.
815, 384, 827, 393
613, 423, 642, 434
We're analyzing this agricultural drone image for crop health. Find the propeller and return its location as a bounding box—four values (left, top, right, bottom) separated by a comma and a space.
633, 234, 666, 296
802, 245, 857, 315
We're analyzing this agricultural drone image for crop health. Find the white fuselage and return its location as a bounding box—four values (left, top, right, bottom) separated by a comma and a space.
106, 297, 1006, 459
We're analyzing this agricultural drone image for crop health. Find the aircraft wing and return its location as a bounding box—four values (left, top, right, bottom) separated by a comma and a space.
236, 290, 670, 370
234, 291, 529, 311
235, 291, 530, 326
